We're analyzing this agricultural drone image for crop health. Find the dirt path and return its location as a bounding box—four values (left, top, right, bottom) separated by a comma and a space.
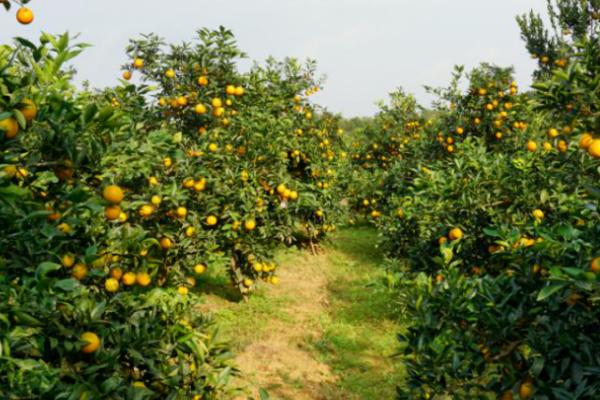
199, 227, 404, 399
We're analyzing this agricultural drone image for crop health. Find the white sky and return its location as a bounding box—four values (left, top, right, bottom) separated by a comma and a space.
3, 0, 548, 117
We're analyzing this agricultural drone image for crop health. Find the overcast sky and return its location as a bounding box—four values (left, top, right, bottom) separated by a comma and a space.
3, 0, 548, 117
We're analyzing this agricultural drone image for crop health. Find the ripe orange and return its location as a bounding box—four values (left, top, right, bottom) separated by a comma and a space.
579, 133, 593, 149
532, 209, 544, 220
198, 75, 208, 86
244, 219, 256, 231
16, 7, 34, 25
110, 267, 123, 280
139, 204, 154, 218
448, 227, 463, 241
518, 380, 534, 399
176, 207, 188, 218
243, 278, 254, 287
72, 263, 88, 280
177, 286, 189, 295
105, 278, 119, 293
105, 205, 121, 220
20, 99, 38, 121
80, 332, 101, 354
206, 215, 218, 226
526, 140, 537, 152
122, 71, 132, 80
194, 264, 206, 274
194, 103, 207, 114
588, 139, 600, 158
102, 185, 124, 204
0, 117, 19, 139
226, 85, 236, 95
165, 68, 175, 78
234, 86, 245, 96
133, 58, 144, 69
122, 272, 136, 286
160, 237, 173, 250
591, 257, 600, 273
62, 253, 76, 268
136, 272, 151, 287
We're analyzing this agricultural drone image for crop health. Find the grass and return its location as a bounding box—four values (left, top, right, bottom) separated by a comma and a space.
198, 226, 405, 399
313, 226, 406, 399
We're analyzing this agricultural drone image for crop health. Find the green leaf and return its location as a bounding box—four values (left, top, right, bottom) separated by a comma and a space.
537, 283, 567, 301
259, 388, 270, 400
36, 262, 62, 279
54, 279, 80, 291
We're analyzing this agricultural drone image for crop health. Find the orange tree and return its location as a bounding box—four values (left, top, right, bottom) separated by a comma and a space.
345, 89, 426, 221
0, 33, 235, 399
92, 27, 346, 296
357, 1, 600, 398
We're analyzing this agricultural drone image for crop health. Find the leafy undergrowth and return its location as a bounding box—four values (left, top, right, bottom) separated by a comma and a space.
197, 226, 405, 399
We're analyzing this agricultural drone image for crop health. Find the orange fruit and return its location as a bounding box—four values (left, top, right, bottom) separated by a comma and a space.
579, 133, 593, 149
177, 286, 189, 295
16, 7, 34, 25
206, 215, 218, 226
122, 272, 136, 286
448, 227, 463, 241
194, 264, 206, 274
526, 140, 537, 152
588, 139, 600, 158
136, 272, 151, 287
244, 219, 256, 231
0, 117, 19, 139
72, 263, 88, 280
80, 332, 100, 354
122, 71, 132, 80
194, 103, 207, 114
104, 205, 121, 220
226, 85, 236, 95
518, 380, 534, 399
102, 185, 124, 204
532, 209, 544, 220
176, 207, 188, 218
20, 99, 37, 121
110, 267, 123, 280
160, 237, 173, 250
234, 86, 245, 96
105, 278, 119, 293
591, 257, 600, 273
133, 58, 144, 69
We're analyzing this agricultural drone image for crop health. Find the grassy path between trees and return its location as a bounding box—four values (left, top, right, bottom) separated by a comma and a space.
198, 226, 405, 399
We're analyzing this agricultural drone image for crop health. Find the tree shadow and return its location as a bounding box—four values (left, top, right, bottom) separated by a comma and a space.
193, 272, 244, 303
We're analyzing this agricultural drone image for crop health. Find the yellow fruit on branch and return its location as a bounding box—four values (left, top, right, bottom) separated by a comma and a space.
591, 257, 600, 273
579, 133, 593, 149
139, 204, 155, 218
194, 264, 207, 274
136, 272, 151, 287
532, 209, 544, 220
133, 58, 144, 69
165, 68, 175, 78
526, 140, 537, 152
80, 332, 101, 354
105, 205, 121, 220
105, 278, 119, 293
110, 267, 123, 280
72, 263, 88, 280
20, 99, 38, 121
122, 272, 136, 286
448, 228, 463, 241
176, 207, 188, 218
0, 117, 19, 139
244, 219, 256, 231
206, 215, 218, 226
16, 7, 34, 25
122, 71, 132, 80
61, 254, 76, 268
102, 185, 124, 204
160, 237, 173, 250
177, 286, 189, 295
588, 139, 600, 158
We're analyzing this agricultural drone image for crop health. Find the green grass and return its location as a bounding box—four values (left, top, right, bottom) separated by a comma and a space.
199, 226, 405, 398
313, 226, 406, 399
